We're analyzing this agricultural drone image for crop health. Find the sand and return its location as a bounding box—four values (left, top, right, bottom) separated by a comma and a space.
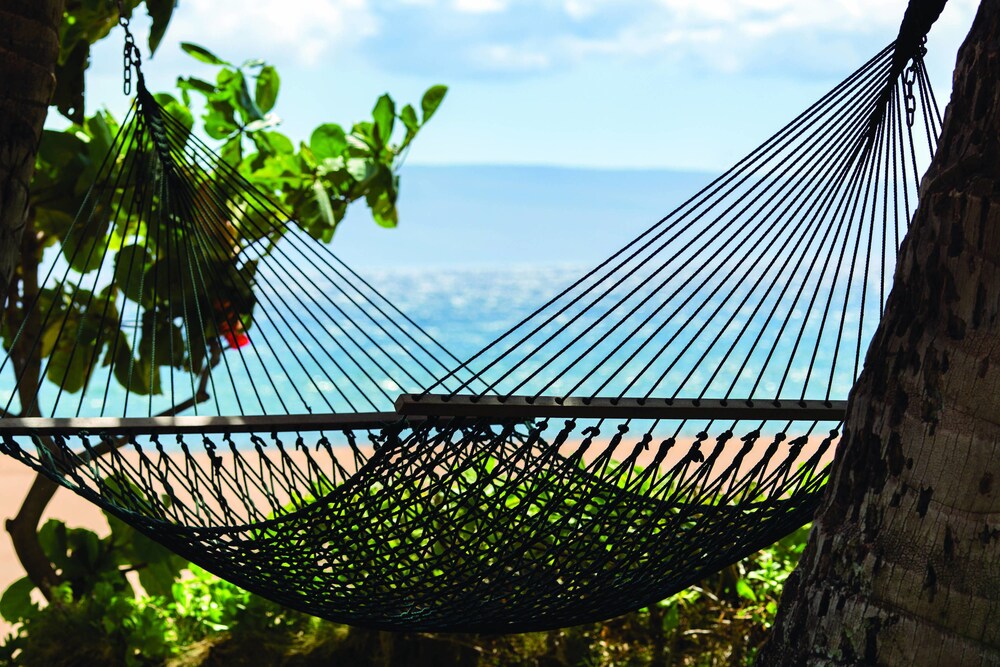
0, 457, 111, 593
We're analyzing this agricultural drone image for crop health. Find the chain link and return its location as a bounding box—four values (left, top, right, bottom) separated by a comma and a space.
902, 37, 928, 129
903, 63, 917, 128
117, 0, 142, 95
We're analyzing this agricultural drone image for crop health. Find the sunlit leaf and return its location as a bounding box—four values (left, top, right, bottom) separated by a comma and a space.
255, 65, 280, 113
420, 84, 448, 123
735, 578, 758, 602
310, 124, 347, 159
312, 180, 337, 230
346, 158, 376, 184
372, 94, 395, 146
400, 104, 418, 133
180, 42, 230, 66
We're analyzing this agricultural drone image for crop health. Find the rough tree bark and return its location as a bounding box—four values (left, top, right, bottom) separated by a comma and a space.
0, 0, 63, 314
0, 0, 67, 594
759, 0, 1000, 664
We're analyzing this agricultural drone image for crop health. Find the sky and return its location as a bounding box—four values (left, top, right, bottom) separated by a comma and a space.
79, 0, 980, 172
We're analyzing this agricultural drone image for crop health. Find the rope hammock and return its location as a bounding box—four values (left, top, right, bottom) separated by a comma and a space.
0, 0, 946, 632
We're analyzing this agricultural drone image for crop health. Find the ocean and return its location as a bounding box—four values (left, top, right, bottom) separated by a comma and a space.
2, 165, 892, 419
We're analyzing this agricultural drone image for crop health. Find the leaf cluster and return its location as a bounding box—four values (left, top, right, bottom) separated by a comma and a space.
0, 511, 810, 667
8, 42, 447, 401
55, 0, 175, 123
0, 509, 186, 666
174, 42, 446, 239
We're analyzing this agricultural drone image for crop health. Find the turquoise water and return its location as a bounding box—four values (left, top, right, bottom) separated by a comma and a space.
2, 166, 891, 419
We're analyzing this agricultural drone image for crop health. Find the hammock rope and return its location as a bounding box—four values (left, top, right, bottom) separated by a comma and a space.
0, 0, 945, 632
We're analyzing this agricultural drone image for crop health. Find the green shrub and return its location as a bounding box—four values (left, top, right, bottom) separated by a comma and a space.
0, 518, 809, 666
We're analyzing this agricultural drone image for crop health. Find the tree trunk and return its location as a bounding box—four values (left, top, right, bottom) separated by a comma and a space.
0, 0, 63, 316
0, 0, 66, 594
759, 1, 1000, 664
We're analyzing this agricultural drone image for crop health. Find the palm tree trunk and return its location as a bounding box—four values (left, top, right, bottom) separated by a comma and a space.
0, 0, 65, 593
0, 0, 63, 316
760, 0, 1000, 664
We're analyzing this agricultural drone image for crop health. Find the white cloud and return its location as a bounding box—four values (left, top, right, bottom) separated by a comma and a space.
469, 44, 551, 71
553, 0, 911, 72
170, 0, 379, 66
560, 0, 612, 21
360, 0, 972, 80
453, 0, 508, 13
160, 0, 980, 78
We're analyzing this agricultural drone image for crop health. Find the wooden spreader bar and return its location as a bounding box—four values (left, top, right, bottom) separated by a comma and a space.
0, 396, 847, 437
395, 394, 848, 422
0, 412, 413, 436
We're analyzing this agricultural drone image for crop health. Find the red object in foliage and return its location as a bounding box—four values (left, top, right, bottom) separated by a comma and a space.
223, 329, 251, 349
214, 299, 250, 349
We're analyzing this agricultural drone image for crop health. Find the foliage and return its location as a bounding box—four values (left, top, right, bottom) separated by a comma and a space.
55, 0, 176, 123
0, 506, 809, 667
4, 42, 446, 402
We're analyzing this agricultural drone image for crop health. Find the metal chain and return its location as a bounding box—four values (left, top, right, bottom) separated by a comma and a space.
903, 63, 917, 127
117, 0, 142, 95
903, 36, 927, 129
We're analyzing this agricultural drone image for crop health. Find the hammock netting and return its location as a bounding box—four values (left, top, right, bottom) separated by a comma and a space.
0, 3, 944, 632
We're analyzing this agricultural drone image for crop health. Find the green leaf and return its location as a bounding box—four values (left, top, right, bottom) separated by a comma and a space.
138, 311, 185, 368
234, 71, 265, 123
47, 337, 93, 394
372, 94, 395, 146
255, 65, 280, 113
346, 158, 377, 185
145, 0, 175, 54
180, 42, 230, 66
398, 104, 420, 150
400, 104, 419, 133
260, 131, 294, 155
735, 577, 757, 602
310, 124, 347, 160
39, 321, 62, 357
68, 528, 102, 569
420, 85, 448, 123
61, 226, 108, 274
221, 136, 243, 165
139, 559, 184, 598
111, 334, 158, 395
52, 41, 88, 124
204, 108, 239, 140
0, 577, 37, 623
312, 181, 337, 230
662, 601, 680, 632
37, 129, 87, 169
85, 113, 114, 161
134, 532, 178, 565
177, 76, 215, 96
114, 245, 151, 304
370, 193, 398, 229
38, 520, 69, 564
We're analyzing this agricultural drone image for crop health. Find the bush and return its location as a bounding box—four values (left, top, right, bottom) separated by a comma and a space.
0, 512, 809, 667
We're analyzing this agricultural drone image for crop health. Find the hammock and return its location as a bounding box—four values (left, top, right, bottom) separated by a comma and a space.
0, 1, 945, 632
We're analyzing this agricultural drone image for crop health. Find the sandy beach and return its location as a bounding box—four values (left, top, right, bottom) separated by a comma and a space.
0, 457, 111, 604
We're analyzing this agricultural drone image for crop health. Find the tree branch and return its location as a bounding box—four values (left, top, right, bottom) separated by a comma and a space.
6, 362, 214, 598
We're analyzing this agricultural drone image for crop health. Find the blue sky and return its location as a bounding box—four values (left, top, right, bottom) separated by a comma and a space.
82, 0, 979, 171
